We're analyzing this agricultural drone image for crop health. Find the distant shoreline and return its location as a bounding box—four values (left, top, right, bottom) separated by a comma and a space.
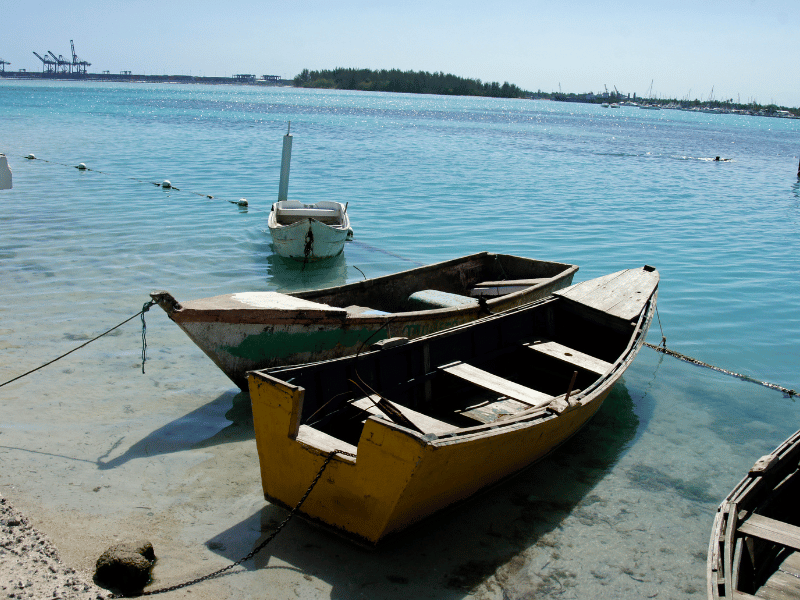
0, 71, 292, 86
2, 72, 796, 118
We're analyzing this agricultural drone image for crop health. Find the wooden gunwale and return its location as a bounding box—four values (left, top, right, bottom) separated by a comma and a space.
708, 428, 800, 599
156, 252, 578, 325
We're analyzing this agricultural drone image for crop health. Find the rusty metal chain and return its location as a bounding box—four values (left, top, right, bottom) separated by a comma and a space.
120, 448, 356, 598
645, 342, 796, 397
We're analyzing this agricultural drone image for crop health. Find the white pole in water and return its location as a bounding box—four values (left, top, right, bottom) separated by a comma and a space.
278, 122, 292, 202
0, 154, 12, 190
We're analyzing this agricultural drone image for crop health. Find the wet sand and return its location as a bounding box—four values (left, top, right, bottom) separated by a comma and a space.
0, 317, 794, 600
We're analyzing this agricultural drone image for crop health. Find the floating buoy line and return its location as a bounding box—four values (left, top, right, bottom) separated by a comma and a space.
22, 153, 248, 208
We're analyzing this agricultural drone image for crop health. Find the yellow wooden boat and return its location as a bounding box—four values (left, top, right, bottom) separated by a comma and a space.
249, 266, 659, 545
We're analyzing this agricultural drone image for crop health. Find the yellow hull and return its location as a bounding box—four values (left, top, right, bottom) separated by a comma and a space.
250, 372, 610, 545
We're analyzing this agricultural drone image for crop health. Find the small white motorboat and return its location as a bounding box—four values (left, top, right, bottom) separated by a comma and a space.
268, 199, 353, 261
268, 123, 353, 262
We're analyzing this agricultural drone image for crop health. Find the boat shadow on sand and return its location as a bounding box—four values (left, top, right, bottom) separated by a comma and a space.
197, 380, 655, 599
95, 390, 254, 470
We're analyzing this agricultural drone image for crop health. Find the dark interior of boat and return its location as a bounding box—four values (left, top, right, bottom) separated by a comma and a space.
734, 463, 800, 597
294, 253, 572, 314
267, 296, 637, 448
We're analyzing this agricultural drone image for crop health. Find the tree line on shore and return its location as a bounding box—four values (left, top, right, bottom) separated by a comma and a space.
293, 68, 525, 98
291, 68, 797, 116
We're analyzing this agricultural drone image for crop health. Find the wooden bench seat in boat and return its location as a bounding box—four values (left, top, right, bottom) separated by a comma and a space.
297, 425, 358, 457
407, 289, 479, 310
276, 207, 339, 218
351, 395, 457, 435
521, 338, 613, 375
738, 513, 800, 552
275, 207, 341, 225
457, 397, 531, 424
457, 388, 583, 424
470, 278, 548, 297
439, 362, 553, 408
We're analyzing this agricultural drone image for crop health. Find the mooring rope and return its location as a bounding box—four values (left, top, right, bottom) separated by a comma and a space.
21, 154, 248, 207
0, 301, 155, 389
116, 448, 356, 598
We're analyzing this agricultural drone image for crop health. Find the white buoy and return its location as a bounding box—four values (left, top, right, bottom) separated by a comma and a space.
277, 122, 292, 202
76, 163, 87, 170
229, 198, 248, 206
25, 154, 35, 160
0, 154, 12, 190
162, 180, 172, 188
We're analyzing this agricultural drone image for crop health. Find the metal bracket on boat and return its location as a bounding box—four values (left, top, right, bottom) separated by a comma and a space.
149, 291, 183, 313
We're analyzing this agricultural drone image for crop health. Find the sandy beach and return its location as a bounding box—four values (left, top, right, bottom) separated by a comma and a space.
1, 492, 110, 600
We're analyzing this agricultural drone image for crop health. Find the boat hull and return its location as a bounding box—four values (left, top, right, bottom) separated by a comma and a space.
152, 252, 578, 389
268, 200, 352, 261
269, 217, 350, 261
250, 374, 614, 545
248, 266, 658, 545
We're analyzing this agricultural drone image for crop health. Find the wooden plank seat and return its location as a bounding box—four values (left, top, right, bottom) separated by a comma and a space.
439, 362, 553, 408
457, 397, 531, 424
470, 278, 547, 297
351, 395, 456, 435
275, 207, 342, 225
738, 513, 800, 552
521, 338, 613, 376
276, 207, 339, 218
407, 289, 479, 310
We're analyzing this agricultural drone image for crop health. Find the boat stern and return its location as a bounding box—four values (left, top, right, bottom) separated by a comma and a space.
248, 369, 427, 545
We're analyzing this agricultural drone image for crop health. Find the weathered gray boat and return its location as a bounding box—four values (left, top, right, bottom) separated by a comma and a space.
708, 429, 800, 599
151, 252, 578, 389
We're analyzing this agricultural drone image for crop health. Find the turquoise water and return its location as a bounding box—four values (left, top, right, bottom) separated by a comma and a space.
1, 80, 799, 599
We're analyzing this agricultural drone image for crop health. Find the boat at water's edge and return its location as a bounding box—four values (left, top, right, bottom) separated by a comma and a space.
151, 252, 578, 389
708, 429, 800, 599
248, 265, 658, 545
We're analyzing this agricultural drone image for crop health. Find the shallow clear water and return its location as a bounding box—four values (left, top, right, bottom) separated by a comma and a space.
1, 80, 799, 599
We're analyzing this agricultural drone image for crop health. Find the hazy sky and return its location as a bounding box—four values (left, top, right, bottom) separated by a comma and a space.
3, 0, 798, 107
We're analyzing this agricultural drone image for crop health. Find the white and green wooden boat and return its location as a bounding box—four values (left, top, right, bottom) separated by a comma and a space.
151, 252, 578, 389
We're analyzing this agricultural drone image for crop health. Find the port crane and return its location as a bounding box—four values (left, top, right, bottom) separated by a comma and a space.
70, 40, 90, 74
48, 51, 71, 74
0, 59, 9, 73
33, 51, 57, 73
32, 42, 90, 75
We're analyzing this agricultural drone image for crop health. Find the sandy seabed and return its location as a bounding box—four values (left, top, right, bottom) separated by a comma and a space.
1, 493, 110, 600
